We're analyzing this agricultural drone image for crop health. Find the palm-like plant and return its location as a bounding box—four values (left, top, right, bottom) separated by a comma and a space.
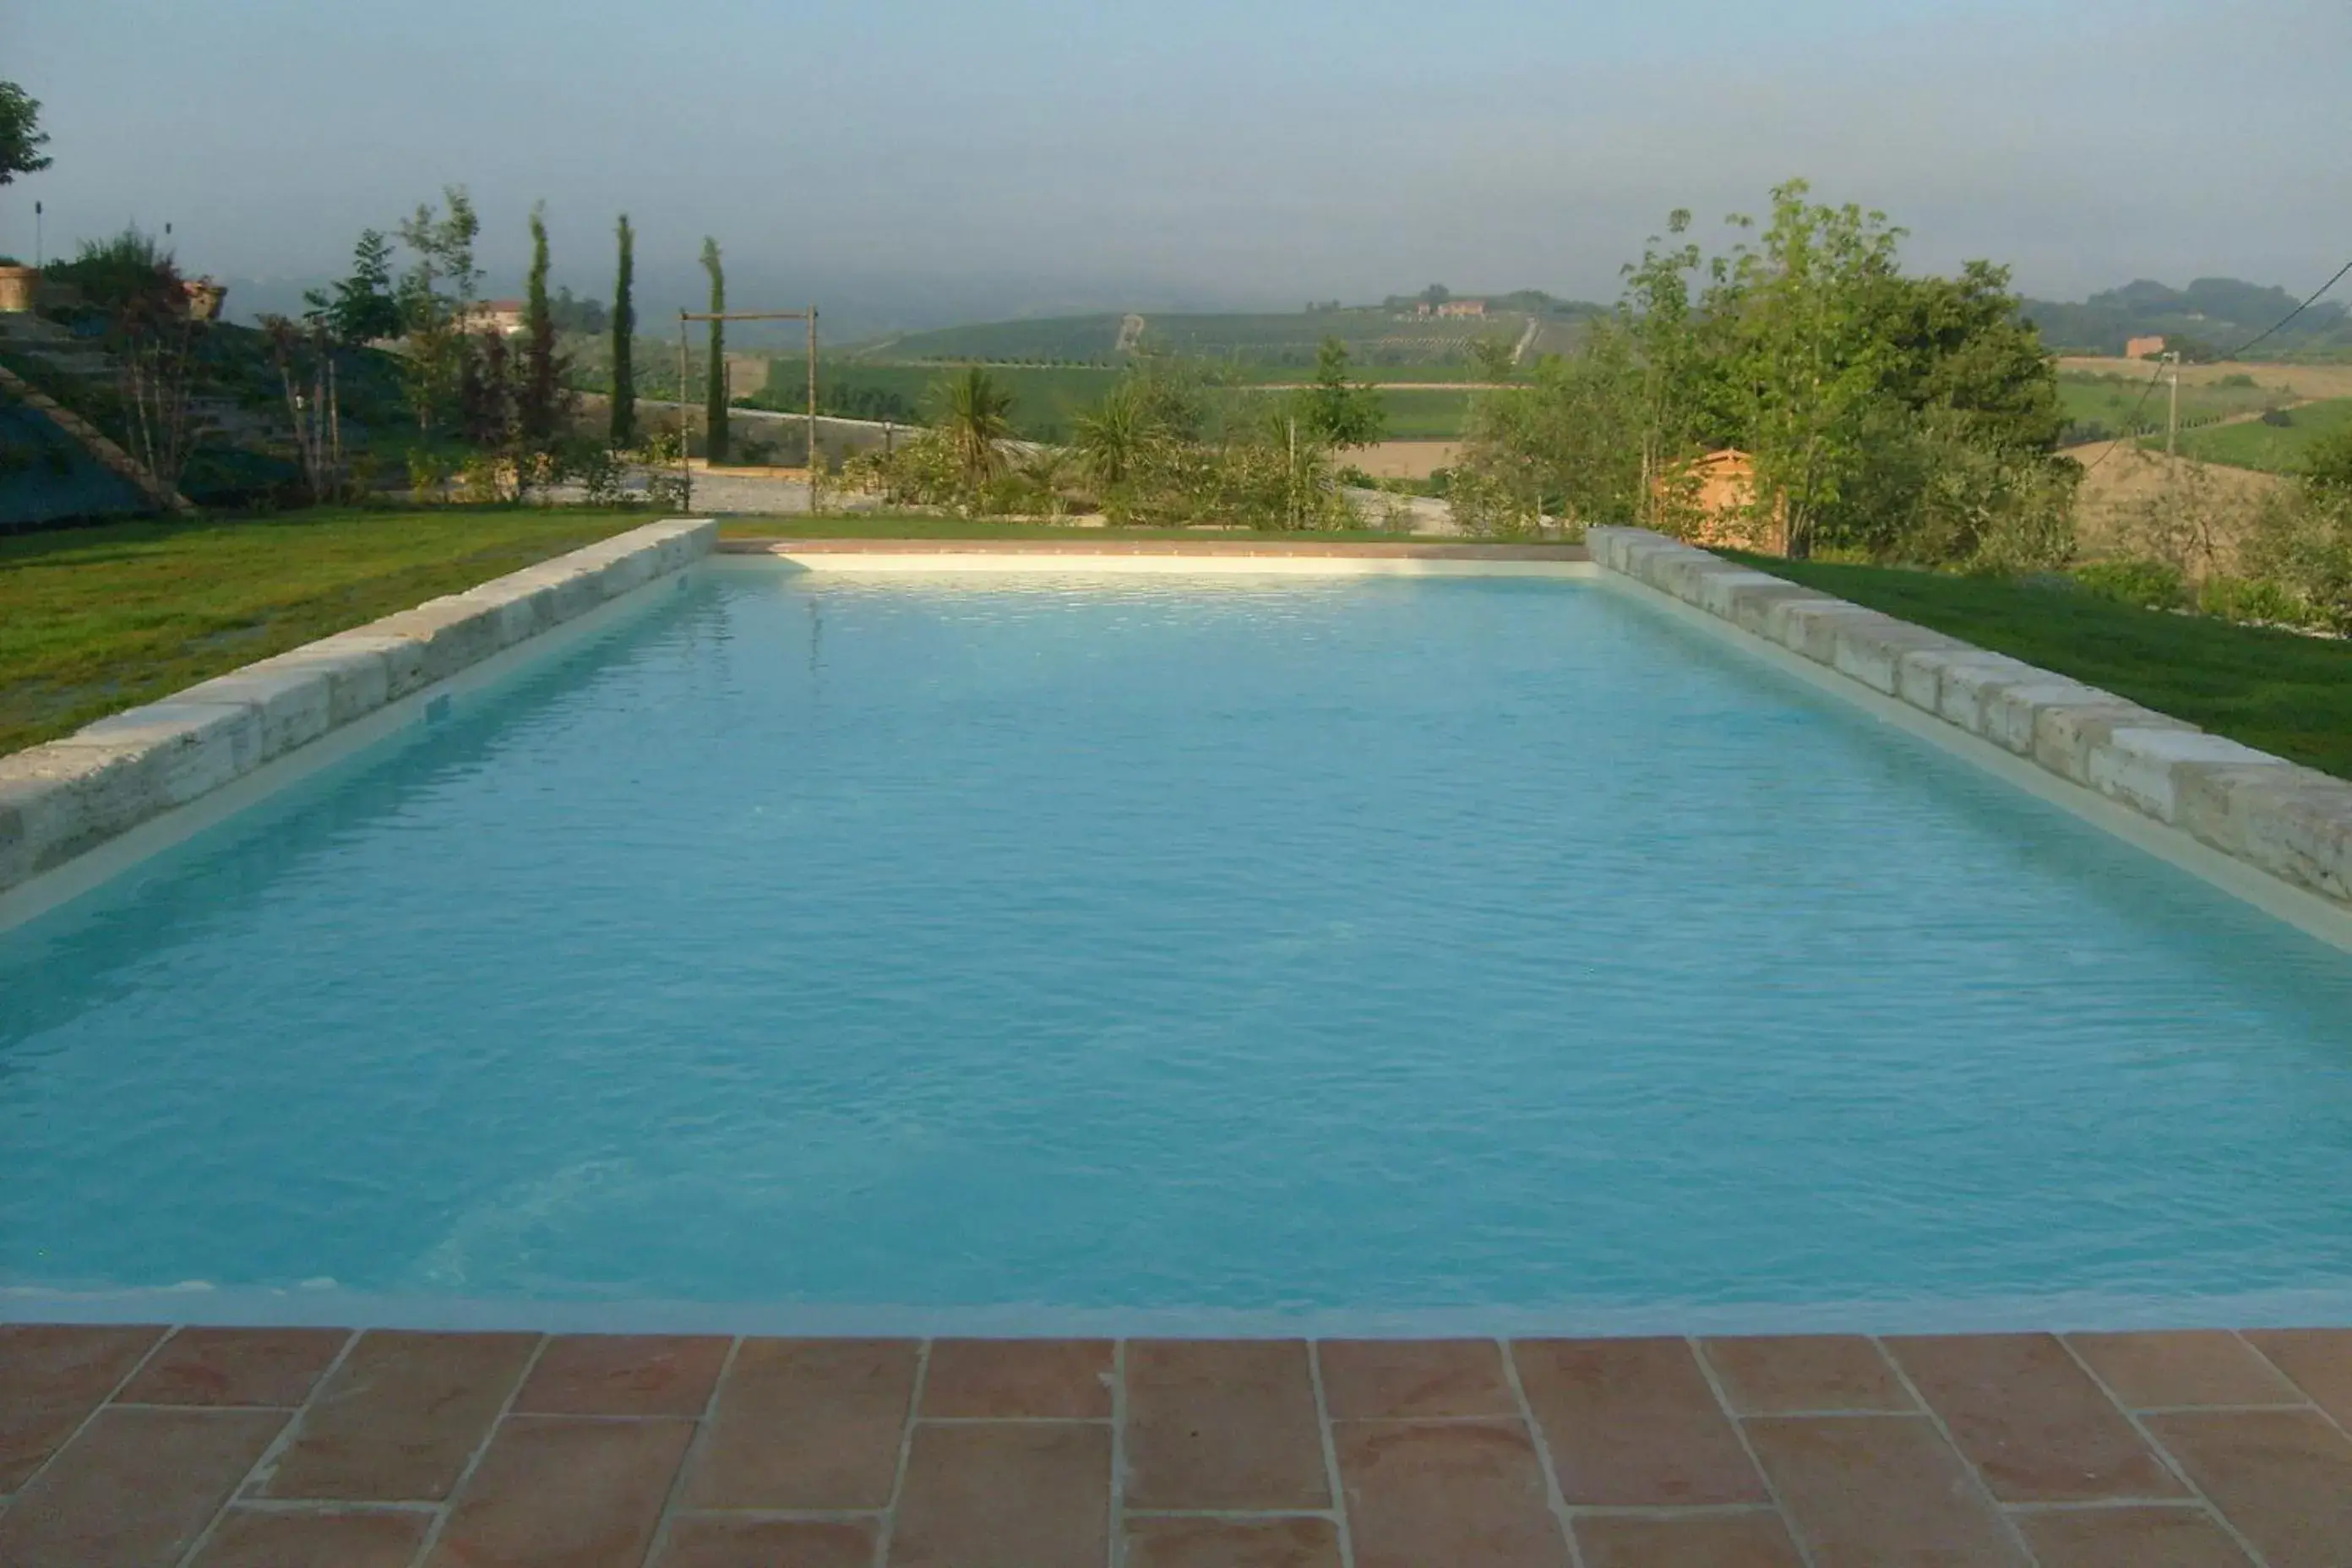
1074, 379, 1155, 492
936, 365, 1015, 493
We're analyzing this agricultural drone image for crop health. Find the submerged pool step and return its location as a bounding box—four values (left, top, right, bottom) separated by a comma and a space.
1587, 525, 2352, 915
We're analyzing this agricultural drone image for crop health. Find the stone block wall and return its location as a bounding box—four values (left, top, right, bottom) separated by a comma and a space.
1587, 526, 2352, 912
0, 518, 716, 898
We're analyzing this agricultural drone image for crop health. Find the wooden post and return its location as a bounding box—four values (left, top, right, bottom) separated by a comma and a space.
678, 313, 691, 501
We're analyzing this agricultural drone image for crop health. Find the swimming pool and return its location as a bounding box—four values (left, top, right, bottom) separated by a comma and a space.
5, 564, 2351, 1332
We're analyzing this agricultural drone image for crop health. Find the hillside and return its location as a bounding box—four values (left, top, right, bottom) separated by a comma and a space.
2023, 277, 2352, 359
846, 296, 1603, 369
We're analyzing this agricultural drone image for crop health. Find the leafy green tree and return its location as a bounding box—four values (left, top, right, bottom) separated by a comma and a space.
700, 236, 727, 464
1297, 337, 1384, 449
519, 204, 559, 444
395, 187, 482, 434
1871, 260, 2065, 454
1710, 181, 1906, 557
1468, 335, 1517, 382
611, 215, 636, 447
0, 81, 51, 188
303, 230, 403, 346
935, 365, 1015, 493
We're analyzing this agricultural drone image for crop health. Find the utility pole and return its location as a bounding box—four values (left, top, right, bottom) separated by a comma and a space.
2164, 349, 2181, 547
807, 306, 819, 516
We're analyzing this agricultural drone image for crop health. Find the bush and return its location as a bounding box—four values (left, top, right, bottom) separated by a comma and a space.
2196, 574, 2315, 628
2261, 407, 2295, 427
45, 226, 180, 314
2071, 558, 2187, 610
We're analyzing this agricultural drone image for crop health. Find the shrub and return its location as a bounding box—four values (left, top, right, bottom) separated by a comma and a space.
2196, 574, 2315, 628
2261, 407, 2295, 427
46, 226, 181, 314
2071, 558, 2186, 610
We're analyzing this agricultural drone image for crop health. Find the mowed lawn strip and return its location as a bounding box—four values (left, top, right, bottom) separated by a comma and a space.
1729, 551, 2352, 780
0, 509, 653, 756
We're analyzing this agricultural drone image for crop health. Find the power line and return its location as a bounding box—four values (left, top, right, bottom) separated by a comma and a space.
2223, 256, 2352, 361
2075, 253, 2352, 474
2077, 364, 2168, 474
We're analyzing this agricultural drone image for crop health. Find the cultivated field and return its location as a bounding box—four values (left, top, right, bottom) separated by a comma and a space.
855, 309, 1542, 369
2176, 396, 2352, 473
2055, 357, 2352, 400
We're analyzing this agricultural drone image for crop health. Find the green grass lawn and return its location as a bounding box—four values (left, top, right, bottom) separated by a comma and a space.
1729, 553, 2352, 779
2173, 397, 2352, 473
0, 509, 652, 756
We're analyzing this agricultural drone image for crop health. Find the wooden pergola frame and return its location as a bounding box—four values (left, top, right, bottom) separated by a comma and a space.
678, 307, 821, 511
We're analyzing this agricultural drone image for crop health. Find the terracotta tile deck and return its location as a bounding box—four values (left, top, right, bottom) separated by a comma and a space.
0, 1326, 2345, 1566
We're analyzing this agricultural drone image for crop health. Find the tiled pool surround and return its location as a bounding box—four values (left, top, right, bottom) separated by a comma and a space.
3, 1325, 2349, 1567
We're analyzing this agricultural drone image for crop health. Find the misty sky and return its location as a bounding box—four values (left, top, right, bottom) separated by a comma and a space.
8, 0, 2348, 330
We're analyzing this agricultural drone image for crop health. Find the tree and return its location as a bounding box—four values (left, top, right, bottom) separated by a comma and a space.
936, 365, 1015, 493
395, 188, 482, 433
700, 236, 727, 465
302, 229, 402, 346
519, 204, 559, 444
1711, 181, 1906, 558
1296, 337, 1384, 449
1468, 335, 1517, 382
611, 215, 636, 447
0, 81, 51, 188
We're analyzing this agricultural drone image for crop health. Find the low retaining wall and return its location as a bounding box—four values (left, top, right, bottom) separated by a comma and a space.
0, 518, 717, 899
1587, 526, 2352, 912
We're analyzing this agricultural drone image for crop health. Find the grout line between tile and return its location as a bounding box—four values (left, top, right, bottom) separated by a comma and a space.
173, 1326, 362, 1568
871, 1337, 931, 1568
2053, 1335, 2272, 1568
916, 1414, 1113, 1426
1563, 1502, 1791, 1521
12, 1324, 177, 1507
2234, 1330, 2352, 1446
2130, 1401, 2313, 1415
1495, 1338, 1586, 1568
1305, 1341, 1356, 1568
401, 1332, 549, 1568
1685, 1337, 1820, 1568
667, 1506, 885, 1524
2001, 1497, 2237, 1515
1120, 1508, 1346, 1521
1872, 1337, 2048, 1568
1108, 1340, 1128, 1568
640, 1335, 746, 1568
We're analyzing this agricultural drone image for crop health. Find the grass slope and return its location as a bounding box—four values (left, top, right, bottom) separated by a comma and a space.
0, 509, 651, 756
1732, 553, 2352, 779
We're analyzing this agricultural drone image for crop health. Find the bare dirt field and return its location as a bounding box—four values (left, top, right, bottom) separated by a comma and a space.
2065, 440, 2288, 572
1352, 440, 1462, 479
2058, 357, 2352, 400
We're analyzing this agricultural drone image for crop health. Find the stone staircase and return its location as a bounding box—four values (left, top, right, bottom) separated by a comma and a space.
0, 313, 204, 514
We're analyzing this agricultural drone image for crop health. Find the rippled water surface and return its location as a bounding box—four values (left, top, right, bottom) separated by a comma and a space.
5, 566, 2352, 1326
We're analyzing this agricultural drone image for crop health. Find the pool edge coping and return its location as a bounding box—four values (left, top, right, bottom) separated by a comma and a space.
1587, 525, 2352, 937
0, 517, 720, 924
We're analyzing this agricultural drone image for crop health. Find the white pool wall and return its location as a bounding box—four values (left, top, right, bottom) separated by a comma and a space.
0, 518, 718, 921
1587, 525, 2352, 931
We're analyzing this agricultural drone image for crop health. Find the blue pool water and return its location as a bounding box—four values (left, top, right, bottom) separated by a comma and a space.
5, 566, 2352, 1331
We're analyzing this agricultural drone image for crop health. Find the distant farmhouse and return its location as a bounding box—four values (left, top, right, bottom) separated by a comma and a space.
2124, 335, 2167, 360
457, 299, 528, 337
1415, 299, 1487, 318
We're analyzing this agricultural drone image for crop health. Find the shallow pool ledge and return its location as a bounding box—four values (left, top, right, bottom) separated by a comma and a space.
1587, 525, 2352, 916
0, 519, 719, 905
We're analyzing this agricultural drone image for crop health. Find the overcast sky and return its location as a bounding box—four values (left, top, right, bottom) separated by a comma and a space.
8, 0, 2348, 329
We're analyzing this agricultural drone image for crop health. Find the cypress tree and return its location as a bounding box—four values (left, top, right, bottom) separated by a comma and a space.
520, 204, 558, 444
700, 236, 727, 465
611, 215, 636, 447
